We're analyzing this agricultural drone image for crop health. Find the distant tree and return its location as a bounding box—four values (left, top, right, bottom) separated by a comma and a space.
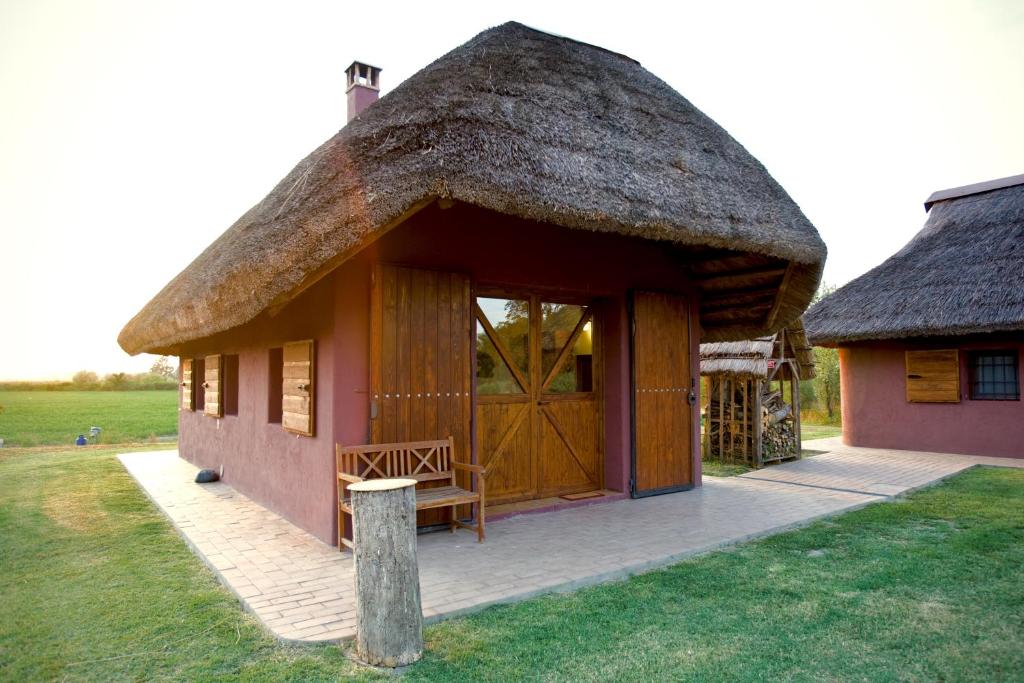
811, 282, 837, 306
813, 346, 841, 420
103, 372, 129, 390
72, 370, 99, 387
150, 356, 177, 380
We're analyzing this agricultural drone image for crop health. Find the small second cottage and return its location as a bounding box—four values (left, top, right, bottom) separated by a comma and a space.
806, 174, 1024, 459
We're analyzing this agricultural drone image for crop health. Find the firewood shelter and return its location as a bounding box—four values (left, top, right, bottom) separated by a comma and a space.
700, 321, 815, 467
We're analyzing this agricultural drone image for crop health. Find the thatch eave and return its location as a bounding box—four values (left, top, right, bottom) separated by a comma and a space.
806, 178, 1024, 346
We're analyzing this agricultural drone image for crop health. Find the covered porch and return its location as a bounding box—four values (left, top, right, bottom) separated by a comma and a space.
117, 439, 1020, 642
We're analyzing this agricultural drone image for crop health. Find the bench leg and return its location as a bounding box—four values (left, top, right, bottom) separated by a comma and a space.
449, 504, 457, 533
338, 508, 354, 552
477, 500, 485, 543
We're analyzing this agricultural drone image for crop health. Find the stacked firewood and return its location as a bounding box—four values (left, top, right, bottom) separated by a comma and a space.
705, 380, 755, 463
705, 382, 799, 466
761, 389, 797, 461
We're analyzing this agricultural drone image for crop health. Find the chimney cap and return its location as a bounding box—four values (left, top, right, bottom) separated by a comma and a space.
346, 61, 383, 92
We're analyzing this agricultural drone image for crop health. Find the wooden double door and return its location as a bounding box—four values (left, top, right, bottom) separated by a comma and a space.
474, 292, 603, 504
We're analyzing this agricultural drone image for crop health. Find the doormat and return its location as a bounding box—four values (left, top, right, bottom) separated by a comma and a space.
560, 491, 604, 501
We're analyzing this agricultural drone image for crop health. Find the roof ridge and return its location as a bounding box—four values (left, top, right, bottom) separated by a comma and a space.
924, 172, 1024, 211
494, 21, 641, 66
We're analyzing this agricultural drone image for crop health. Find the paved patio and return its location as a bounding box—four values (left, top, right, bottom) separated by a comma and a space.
119, 439, 1022, 642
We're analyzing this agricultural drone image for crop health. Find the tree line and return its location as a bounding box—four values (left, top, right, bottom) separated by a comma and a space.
0, 357, 179, 391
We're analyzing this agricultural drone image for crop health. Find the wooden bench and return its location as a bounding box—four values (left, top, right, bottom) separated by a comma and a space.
336, 437, 485, 551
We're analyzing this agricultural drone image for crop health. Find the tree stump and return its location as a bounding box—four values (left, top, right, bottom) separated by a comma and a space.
350, 478, 423, 667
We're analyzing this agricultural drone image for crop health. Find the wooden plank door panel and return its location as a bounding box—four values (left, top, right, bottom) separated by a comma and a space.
537, 400, 601, 497
476, 401, 534, 503
632, 291, 693, 495
370, 265, 472, 524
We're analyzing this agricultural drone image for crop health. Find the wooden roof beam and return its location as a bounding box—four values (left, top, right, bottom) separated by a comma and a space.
763, 263, 795, 330
699, 286, 778, 309
701, 303, 773, 323
693, 266, 788, 292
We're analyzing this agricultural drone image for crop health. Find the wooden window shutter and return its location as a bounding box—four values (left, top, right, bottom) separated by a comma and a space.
180, 358, 195, 411
204, 354, 224, 417
282, 340, 315, 436
905, 350, 960, 403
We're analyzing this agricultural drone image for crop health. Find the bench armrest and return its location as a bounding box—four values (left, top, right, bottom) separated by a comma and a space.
338, 473, 365, 484
452, 461, 485, 475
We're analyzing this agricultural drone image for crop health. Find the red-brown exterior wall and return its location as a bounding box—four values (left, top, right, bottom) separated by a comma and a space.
840, 337, 1024, 458
177, 204, 705, 545
177, 275, 339, 542
366, 205, 703, 494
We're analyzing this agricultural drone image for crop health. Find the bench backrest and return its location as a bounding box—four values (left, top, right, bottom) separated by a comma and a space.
337, 437, 456, 484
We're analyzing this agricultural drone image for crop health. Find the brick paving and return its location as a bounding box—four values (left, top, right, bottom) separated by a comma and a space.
119, 439, 1022, 642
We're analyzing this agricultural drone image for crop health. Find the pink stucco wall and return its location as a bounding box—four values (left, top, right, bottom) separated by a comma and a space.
178, 274, 339, 543
178, 203, 705, 544
840, 338, 1024, 459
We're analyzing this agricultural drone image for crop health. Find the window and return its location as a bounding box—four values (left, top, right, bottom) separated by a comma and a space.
267, 348, 283, 423
968, 351, 1019, 400
223, 354, 239, 416
193, 357, 206, 411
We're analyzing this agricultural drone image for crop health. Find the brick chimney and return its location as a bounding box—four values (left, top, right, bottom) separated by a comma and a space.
346, 61, 382, 122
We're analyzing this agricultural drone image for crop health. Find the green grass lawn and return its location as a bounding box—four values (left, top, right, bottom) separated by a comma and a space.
700, 459, 753, 477
0, 390, 178, 447
3, 447, 1022, 681
802, 422, 842, 441
0, 446, 376, 682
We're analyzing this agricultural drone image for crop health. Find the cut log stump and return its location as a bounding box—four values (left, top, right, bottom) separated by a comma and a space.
350, 478, 423, 667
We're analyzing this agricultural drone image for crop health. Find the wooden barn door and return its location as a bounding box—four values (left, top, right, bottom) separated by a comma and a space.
631, 291, 694, 496
370, 264, 473, 523
475, 294, 602, 504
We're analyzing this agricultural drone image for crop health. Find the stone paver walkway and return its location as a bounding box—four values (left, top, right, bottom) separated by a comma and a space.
119, 439, 1022, 642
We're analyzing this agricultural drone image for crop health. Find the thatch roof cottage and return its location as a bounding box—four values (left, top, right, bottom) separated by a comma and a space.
806, 174, 1024, 459
120, 22, 825, 544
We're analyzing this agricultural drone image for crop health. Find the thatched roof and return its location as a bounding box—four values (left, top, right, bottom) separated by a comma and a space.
701, 320, 815, 380
806, 175, 1024, 345
119, 21, 825, 355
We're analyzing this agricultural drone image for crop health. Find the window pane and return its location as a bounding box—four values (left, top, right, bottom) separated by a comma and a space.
540, 303, 584, 377
541, 302, 593, 393
476, 298, 529, 395
970, 351, 1019, 400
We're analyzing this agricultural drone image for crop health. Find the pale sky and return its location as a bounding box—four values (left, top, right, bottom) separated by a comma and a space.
1, 0, 1022, 380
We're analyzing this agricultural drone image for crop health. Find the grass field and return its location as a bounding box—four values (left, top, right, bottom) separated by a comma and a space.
3, 447, 1022, 681
802, 422, 842, 441
0, 391, 177, 447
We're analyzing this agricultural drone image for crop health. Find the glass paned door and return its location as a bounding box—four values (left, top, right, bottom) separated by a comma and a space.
475, 294, 602, 504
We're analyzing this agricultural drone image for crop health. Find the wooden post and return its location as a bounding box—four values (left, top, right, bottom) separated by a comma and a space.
350, 478, 423, 667
718, 377, 725, 461
754, 380, 763, 467
791, 364, 802, 459
741, 379, 748, 465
